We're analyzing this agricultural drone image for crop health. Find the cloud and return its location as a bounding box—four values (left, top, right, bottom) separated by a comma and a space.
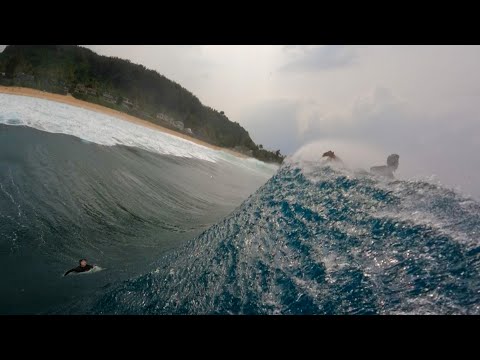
280, 45, 358, 72
243, 83, 480, 197
290, 87, 407, 143
295, 87, 409, 149
241, 87, 421, 158
239, 88, 408, 156
240, 99, 301, 155
287, 86, 480, 197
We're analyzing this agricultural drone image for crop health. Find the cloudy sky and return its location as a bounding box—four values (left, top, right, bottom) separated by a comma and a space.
2, 45, 480, 197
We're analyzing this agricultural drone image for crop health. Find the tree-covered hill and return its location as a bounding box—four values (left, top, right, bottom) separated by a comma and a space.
0, 45, 284, 163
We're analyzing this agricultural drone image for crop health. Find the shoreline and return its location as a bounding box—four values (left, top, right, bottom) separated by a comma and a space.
0, 86, 249, 159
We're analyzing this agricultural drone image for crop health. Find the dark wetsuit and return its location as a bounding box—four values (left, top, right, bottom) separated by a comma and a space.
64, 264, 93, 276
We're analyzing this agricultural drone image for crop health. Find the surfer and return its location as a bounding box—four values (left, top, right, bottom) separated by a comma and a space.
370, 154, 399, 179
322, 150, 344, 166
322, 150, 343, 163
64, 258, 94, 276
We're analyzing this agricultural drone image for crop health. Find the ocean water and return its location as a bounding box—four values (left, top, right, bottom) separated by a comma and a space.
1, 93, 479, 315
58, 161, 480, 315
0, 94, 276, 314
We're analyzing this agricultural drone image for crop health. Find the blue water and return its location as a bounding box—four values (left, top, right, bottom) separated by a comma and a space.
0, 124, 273, 314
60, 162, 480, 315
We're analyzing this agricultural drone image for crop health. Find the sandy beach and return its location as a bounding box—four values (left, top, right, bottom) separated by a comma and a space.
0, 86, 248, 159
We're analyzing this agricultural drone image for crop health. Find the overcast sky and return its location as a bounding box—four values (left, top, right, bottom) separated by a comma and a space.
2, 45, 480, 197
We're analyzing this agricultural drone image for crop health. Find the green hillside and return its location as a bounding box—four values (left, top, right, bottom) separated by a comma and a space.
0, 45, 284, 163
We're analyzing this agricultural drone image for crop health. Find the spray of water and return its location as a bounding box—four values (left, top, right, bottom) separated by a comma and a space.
286, 138, 390, 172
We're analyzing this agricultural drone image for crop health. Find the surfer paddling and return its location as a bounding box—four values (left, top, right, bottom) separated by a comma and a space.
64, 258, 95, 276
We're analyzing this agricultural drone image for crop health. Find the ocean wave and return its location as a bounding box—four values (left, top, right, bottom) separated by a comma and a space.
78, 162, 480, 315
0, 124, 274, 314
0, 93, 257, 165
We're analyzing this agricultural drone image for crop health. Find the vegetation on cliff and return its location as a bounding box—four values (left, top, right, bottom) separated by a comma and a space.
0, 45, 284, 163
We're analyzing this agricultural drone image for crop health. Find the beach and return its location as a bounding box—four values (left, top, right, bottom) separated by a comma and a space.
0, 86, 248, 159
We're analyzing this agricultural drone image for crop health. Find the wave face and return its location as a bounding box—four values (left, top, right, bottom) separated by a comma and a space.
72, 162, 480, 315
0, 94, 276, 314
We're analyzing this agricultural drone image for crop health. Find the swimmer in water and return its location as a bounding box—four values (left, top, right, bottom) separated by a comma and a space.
64, 258, 94, 276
